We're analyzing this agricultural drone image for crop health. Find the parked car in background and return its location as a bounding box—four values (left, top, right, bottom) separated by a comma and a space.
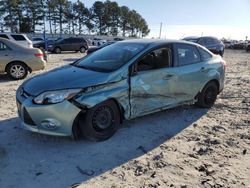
16, 39, 226, 141
246, 44, 250, 52
223, 41, 233, 49
87, 41, 116, 55
0, 33, 33, 48
0, 38, 45, 79
232, 42, 245, 50
92, 38, 107, 46
113, 37, 124, 41
33, 39, 58, 50
182, 36, 225, 56
48, 37, 88, 54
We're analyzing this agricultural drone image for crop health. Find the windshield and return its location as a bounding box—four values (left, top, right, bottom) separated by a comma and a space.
73, 42, 147, 72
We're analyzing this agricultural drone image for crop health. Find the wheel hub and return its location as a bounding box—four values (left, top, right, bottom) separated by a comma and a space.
92, 106, 114, 131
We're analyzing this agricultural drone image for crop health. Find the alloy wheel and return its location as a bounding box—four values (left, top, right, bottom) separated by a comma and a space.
10, 65, 26, 79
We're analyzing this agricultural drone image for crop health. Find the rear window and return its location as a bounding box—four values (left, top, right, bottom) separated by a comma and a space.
176, 44, 201, 66
0, 34, 9, 39
198, 47, 212, 60
11, 34, 26, 41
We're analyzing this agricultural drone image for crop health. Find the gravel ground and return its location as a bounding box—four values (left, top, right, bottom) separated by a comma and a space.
0, 50, 249, 188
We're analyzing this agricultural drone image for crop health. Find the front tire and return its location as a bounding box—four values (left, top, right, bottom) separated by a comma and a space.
80, 47, 86, 53
79, 100, 120, 141
6, 62, 28, 80
197, 82, 218, 108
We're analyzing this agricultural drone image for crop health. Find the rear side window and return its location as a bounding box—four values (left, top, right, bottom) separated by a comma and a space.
0, 42, 8, 50
176, 44, 201, 66
64, 38, 73, 43
198, 47, 212, 60
11, 34, 26, 41
0, 34, 9, 39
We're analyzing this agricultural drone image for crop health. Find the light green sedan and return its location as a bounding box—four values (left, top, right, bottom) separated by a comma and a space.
16, 39, 226, 141
0, 38, 46, 79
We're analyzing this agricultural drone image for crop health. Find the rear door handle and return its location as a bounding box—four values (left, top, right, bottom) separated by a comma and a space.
5, 54, 8, 56
163, 74, 175, 80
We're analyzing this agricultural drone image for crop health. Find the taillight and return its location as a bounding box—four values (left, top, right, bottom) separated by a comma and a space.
34, 53, 44, 60
35, 53, 43, 57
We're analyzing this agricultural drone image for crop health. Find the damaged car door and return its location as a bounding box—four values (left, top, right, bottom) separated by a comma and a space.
129, 46, 177, 117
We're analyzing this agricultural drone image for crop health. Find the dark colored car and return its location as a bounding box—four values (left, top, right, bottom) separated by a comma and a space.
48, 37, 89, 54
113, 37, 124, 41
33, 39, 57, 50
87, 41, 116, 55
246, 44, 250, 52
183, 36, 225, 56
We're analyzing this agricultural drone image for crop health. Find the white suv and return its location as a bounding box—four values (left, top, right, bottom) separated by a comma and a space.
0, 33, 33, 48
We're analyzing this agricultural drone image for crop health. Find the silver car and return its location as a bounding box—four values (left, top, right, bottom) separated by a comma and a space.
0, 38, 46, 79
16, 39, 226, 141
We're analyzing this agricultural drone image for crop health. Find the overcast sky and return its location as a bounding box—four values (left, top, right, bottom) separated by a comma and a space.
81, 0, 250, 40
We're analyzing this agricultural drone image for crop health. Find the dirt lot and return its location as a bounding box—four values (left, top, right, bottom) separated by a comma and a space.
0, 50, 249, 188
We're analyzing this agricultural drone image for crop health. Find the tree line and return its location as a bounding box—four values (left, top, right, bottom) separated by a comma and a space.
0, 0, 150, 37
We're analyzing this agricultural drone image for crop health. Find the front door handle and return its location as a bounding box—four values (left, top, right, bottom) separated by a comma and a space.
5, 54, 8, 56
200, 67, 207, 72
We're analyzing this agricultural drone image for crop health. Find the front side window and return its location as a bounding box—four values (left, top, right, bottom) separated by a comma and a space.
74, 42, 147, 72
11, 34, 26, 41
0, 42, 8, 50
136, 47, 172, 72
176, 44, 201, 66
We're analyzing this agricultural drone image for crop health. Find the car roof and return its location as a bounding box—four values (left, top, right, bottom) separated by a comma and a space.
118, 39, 198, 46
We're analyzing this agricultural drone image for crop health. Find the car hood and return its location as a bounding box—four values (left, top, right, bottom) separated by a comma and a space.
22, 65, 110, 96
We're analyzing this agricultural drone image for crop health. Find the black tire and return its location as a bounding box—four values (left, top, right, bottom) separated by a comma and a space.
197, 82, 218, 108
80, 47, 86, 53
6, 62, 28, 80
54, 47, 61, 54
79, 100, 120, 141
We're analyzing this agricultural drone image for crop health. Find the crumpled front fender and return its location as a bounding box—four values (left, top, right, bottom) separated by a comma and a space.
74, 79, 130, 119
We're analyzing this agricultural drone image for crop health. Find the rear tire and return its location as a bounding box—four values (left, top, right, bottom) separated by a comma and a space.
197, 82, 218, 108
6, 62, 28, 80
54, 47, 61, 54
79, 100, 120, 141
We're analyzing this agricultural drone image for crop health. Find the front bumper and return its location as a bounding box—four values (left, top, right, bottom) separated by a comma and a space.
16, 89, 81, 137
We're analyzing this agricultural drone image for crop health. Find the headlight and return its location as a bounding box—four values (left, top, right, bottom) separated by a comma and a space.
48, 45, 53, 48
33, 89, 81, 104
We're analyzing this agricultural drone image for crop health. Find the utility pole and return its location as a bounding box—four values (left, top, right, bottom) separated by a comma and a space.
159, 22, 162, 39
